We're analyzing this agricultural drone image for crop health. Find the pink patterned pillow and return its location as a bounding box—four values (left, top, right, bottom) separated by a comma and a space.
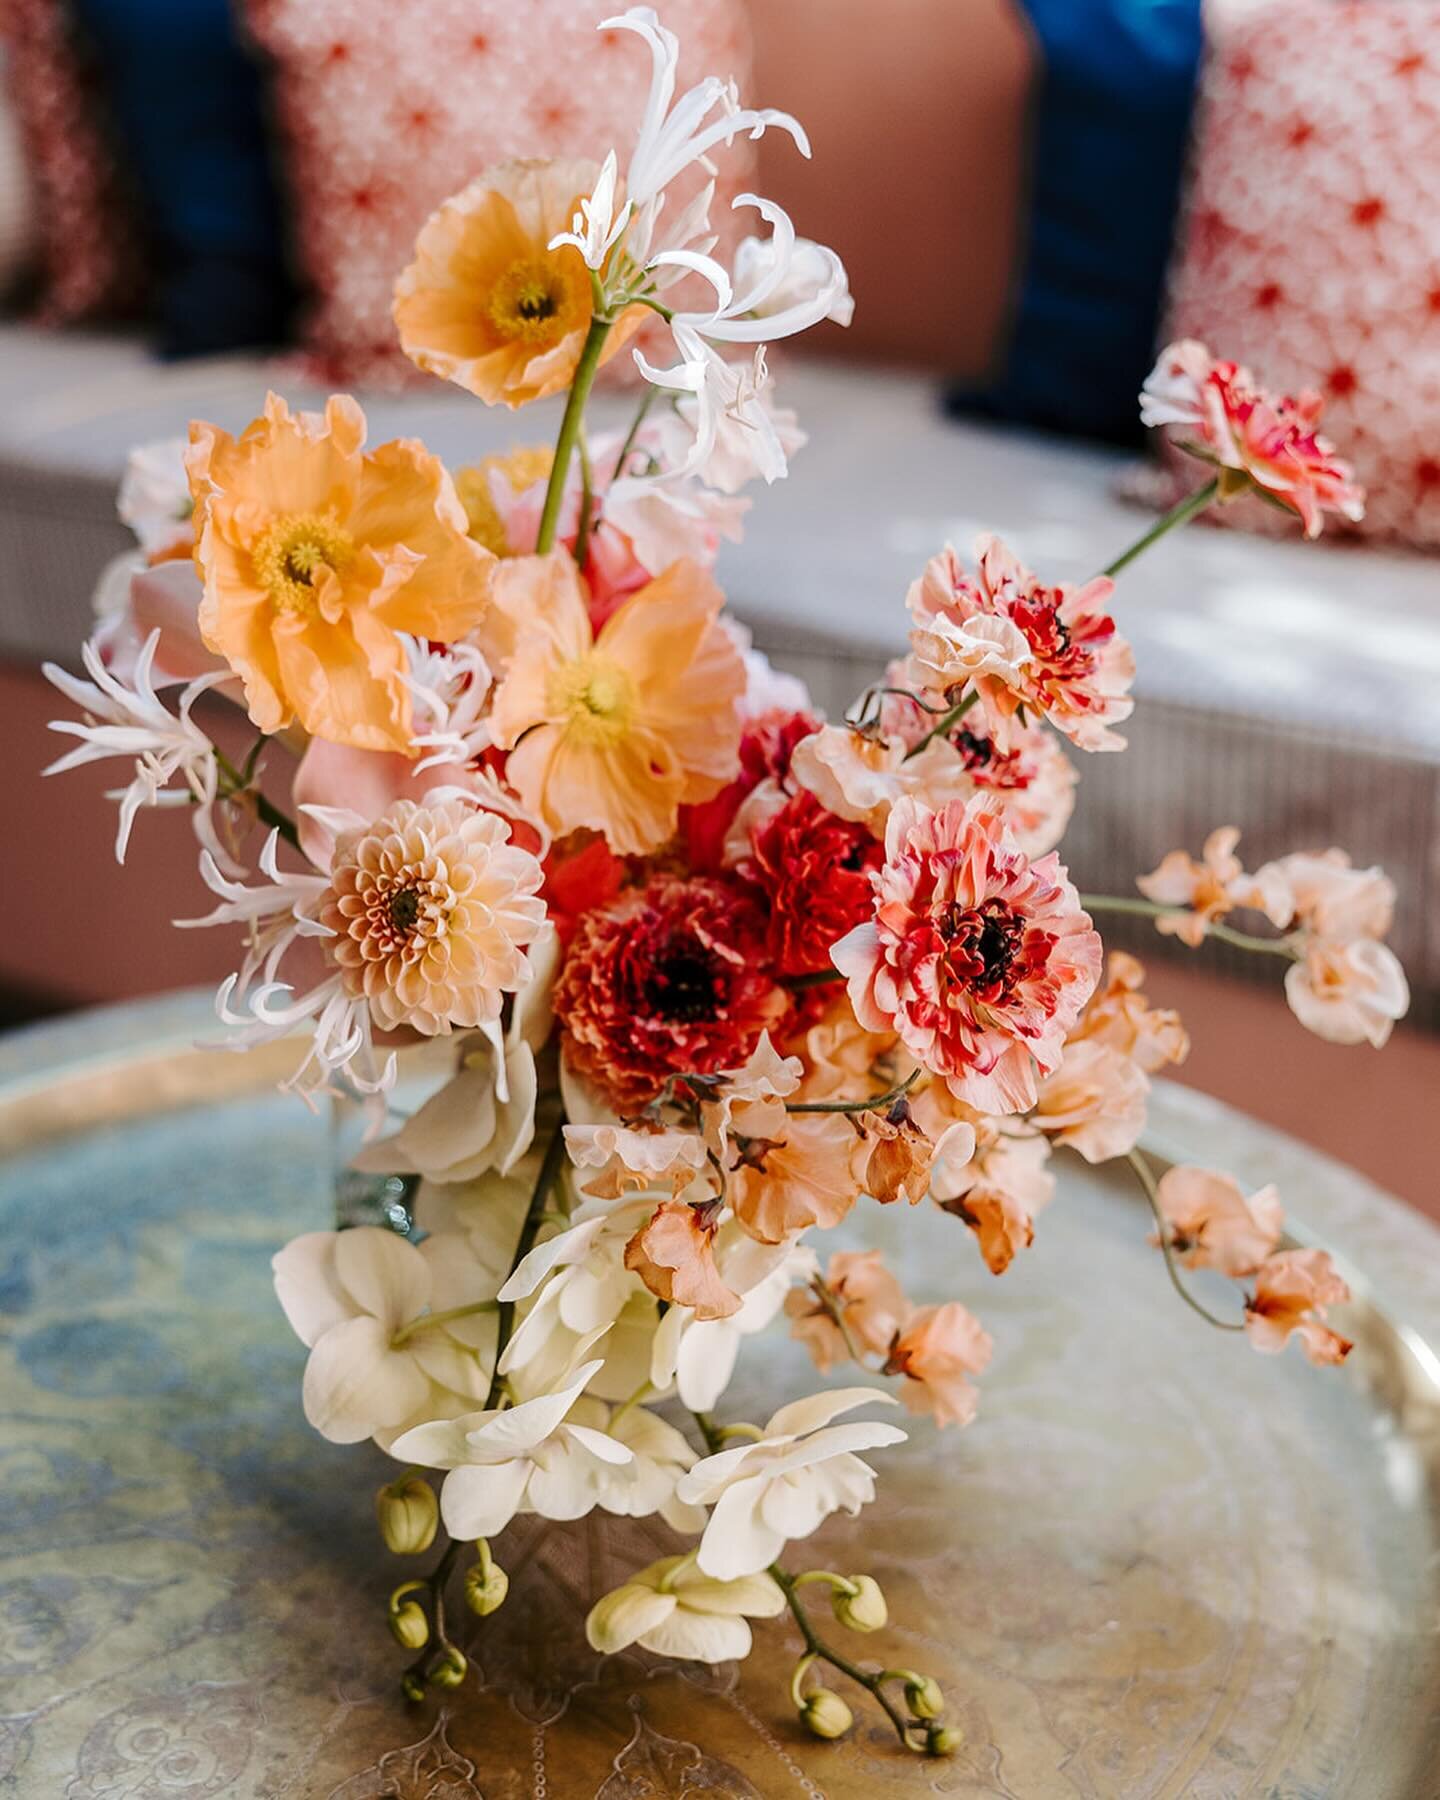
0, 0, 143, 320
1161, 0, 1440, 547
242, 0, 754, 389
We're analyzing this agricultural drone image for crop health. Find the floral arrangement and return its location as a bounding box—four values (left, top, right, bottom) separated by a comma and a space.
46, 8, 1409, 1758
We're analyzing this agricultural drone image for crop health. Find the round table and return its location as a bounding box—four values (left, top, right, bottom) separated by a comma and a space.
2, 993, 1438, 1798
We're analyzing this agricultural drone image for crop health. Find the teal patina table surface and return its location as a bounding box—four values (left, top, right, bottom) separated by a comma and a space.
2, 993, 1439, 1798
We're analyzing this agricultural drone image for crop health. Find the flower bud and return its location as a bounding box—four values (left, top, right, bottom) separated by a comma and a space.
799, 1688, 853, 1740
375, 1476, 439, 1555
400, 1671, 428, 1703
832, 1574, 887, 1633
465, 1559, 509, 1617
430, 1646, 467, 1689
926, 1723, 964, 1756
388, 1601, 430, 1650
905, 1674, 944, 1720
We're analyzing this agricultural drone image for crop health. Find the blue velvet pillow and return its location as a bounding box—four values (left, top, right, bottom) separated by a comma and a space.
948, 0, 1203, 446
70, 0, 295, 357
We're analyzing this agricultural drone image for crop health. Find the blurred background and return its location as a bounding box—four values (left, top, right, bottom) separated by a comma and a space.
0, 0, 1436, 1209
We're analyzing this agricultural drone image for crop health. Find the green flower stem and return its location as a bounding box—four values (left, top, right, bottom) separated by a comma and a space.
1127, 1149, 1245, 1333
902, 688, 979, 760
574, 431, 596, 570
1079, 893, 1297, 958
390, 1300, 499, 1349
399, 1534, 463, 1694
786, 1068, 921, 1116
213, 746, 302, 855
536, 315, 614, 556
1102, 475, 1220, 579
609, 381, 658, 484
484, 1125, 569, 1409
770, 1563, 917, 1749
788, 969, 844, 992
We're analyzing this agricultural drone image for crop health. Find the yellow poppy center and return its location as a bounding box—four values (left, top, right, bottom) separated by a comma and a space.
253, 511, 354, 615
487, 256, 583, 347
549, 654, 636, 744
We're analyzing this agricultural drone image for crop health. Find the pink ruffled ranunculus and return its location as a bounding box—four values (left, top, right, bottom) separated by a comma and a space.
908, 537, 1134, 753
833, 795, 1102, 1115
1141, 339, 1365, 538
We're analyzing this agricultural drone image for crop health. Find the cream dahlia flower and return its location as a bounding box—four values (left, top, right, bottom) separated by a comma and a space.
319, 798, 546, 1036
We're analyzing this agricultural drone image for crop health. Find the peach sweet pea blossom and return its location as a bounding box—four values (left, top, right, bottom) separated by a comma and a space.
1141, 339, 1365, 538
564, 1124, 708, 1199
908, 538, 1134, 752
834, 795, 1102, 1116
488, 550, 745, 855
1284, 936, 1410, 1048
1032, 1038, 1149, 1164
884, 1301, 993, 1428
1154, 1166, 1284, 1278
729, 1112, 866, 1245
1244, 1248, 1353, 1365
625, 1200, 741, 1321
1067, 951, 1189, 1073
917, 1090, 1055, 1274
1256, 848, 1396, 941
186, 394, 494, 753
786, 1249, 909, 1373
1137, 826, 1291, 947
393, 159, 643, 408
318, 797, 545, 1036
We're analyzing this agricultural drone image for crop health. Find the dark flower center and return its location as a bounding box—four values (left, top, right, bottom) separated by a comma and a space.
938, 898, 1028, 998
388, 887, 421, 933
643, 941, 724, 1022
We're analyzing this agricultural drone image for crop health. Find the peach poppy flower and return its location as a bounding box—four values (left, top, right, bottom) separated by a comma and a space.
1284, 936, 1410, 1047
786, 1249, 909, 1372
1244, 1248, 1353, 1365
186, 393, 494, 753
1153, 1165, 1284, 1278
625, 1200, 741, 1321
1137, 827, 1290, 948
729, 1112, 865, 1245
1141, 339, 1364, 538
1067, 951, 1189, 1073
394, 159, 643, 408
318, 797, 545, 1035
488, 551, 745, 855
1032, 1039, 1149, 1164
884, 1301, 993, 1428
834, 795, 1102, 1115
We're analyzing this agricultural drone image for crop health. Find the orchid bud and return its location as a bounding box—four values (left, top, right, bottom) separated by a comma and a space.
400, 1671, 428, 1703
926, 1723, 964, 1756
832, 1574, 887, 1633
799, 1687, 853, 1739
387, 1601, 429, 1650
430, 1646, 468, 1689
465, 1544, 509, 1617
905, 1674, 944, 1720
376, 1476, 439, 1554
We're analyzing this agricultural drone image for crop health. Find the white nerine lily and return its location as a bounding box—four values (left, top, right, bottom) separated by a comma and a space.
180, 829, 390, 1105
402, 638, 494, 775
43, 630, 236, 869
675, 1389, 906, 1580
391, 1359, 632, 1537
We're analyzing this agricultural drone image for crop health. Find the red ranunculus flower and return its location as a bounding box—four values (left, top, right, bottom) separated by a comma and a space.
681, 707, 820, 871
736, 788, 883, 976
555, 874, 791, 1111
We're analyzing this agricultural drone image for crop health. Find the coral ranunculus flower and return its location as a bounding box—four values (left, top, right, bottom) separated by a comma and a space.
393, 159, 643, 408
834, 795, 1102, 1115
489, 551, 745, 855
554, 874, 790, 1112
1141, 339, 1365, 538
186, 393, 495, 752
